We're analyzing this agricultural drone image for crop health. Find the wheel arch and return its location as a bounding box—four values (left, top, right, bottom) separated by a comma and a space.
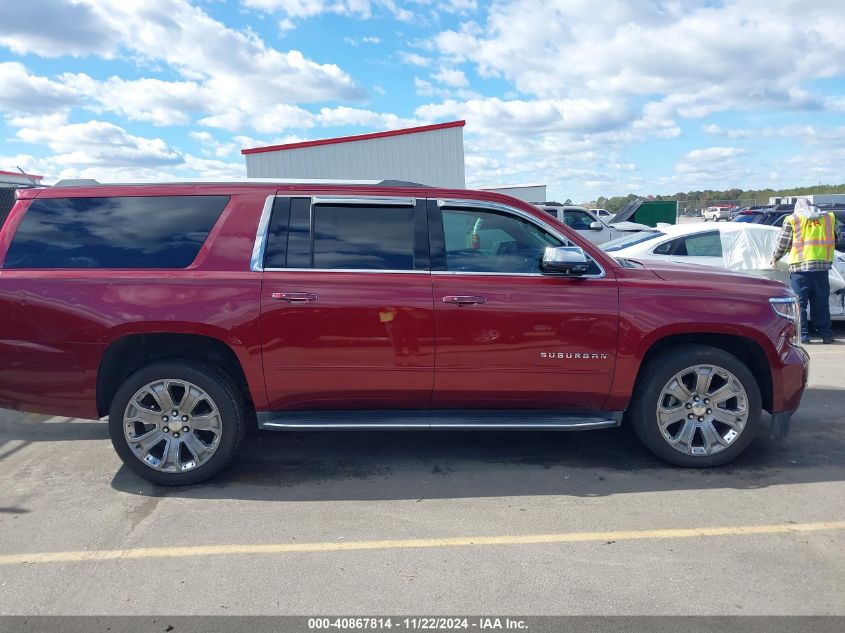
634, 332, 773, 412
96, 332, 259, 419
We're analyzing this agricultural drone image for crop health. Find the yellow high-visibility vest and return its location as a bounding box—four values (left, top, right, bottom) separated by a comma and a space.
786, 212, 835, 264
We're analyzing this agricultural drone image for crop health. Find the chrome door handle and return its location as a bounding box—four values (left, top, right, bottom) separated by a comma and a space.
272, 292, 318, 303
442, 295, 487, 306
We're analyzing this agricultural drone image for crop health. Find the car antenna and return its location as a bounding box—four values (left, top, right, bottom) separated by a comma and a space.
16, 166, 40, 187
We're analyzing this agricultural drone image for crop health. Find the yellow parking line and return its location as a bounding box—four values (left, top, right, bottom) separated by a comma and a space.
2, 520, 843, 566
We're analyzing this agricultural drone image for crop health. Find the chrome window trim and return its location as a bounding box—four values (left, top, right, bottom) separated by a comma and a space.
432, 271, 552, 277
311, 196, 415, 207
250, 194, 416, 272
249, 194, 275, 272
251, 195, 606, 277
264, 268, 429, 274
436, 198, 606, 279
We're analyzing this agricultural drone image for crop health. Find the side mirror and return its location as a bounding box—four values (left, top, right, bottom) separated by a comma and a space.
541, 246, 590, 276
589, 221, 603, 231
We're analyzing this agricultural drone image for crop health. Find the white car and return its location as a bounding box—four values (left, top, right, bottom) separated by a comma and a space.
702, 206, 731, 221
536, 205, 650, 245
601, 221, 845, 320
590, 208, 614, 220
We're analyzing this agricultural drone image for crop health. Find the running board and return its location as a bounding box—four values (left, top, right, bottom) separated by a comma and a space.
257, 410, 623, 431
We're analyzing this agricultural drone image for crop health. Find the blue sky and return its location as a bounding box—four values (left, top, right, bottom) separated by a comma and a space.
1, 0, 844, 202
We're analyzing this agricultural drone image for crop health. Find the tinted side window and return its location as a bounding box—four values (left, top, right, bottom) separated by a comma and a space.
684, 232, 723, 257
263, 197, 291, 269
654, 232, 722, 257
263, 197, 311, 269
563, 211, 594, 230
4, 196, 229, 269
442, 208, 566, 274
313, 205, 414, 270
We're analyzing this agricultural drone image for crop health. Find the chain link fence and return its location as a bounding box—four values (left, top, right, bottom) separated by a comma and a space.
677, 198, 772, 218
0, 186, 19, 228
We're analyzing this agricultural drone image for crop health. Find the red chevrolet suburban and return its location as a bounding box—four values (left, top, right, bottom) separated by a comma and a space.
0, 180, 808, 484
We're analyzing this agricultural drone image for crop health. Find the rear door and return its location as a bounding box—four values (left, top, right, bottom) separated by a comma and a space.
429, 199, 619, 410
259, 195, 435, 410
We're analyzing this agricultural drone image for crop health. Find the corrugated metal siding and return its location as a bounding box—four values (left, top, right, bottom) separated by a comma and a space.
0, 174, 40, 186
244, 127, 465, 188
478, 185, 547, 203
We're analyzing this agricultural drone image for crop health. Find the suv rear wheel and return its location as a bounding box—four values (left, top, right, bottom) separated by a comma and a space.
629, 345, 761, 467
108, 361, 245, 485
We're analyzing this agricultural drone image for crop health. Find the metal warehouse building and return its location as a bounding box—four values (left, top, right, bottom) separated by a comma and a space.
477, 184, 547, 204
0, 170, 43, 187
241, 120, 466, 188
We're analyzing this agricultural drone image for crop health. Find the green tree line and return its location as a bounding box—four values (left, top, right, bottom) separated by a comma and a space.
590, 183, 845, 214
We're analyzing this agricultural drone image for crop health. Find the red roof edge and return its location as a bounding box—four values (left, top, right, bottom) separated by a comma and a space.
241, 120, 466, 155
0, 169, 43, 180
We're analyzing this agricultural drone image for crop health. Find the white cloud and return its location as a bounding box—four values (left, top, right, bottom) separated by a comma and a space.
703, 124, 753, 139
64, 75, 207, 126
398, 52, 432, 67
683, 147, 747, 162
430, 0, 845, 117
344, 35, 382, 45
242, 0, 412, 21
180, 155, 247, 180
416, 97, 632, 134
674, 147, 749, 182
409, 0, 478, 15
315, 106, 417, 129
0, 0, 365, 134
15, 120, 183, 168
0, 63, 80, 113
7, 116, 248, 183
431, 68, 468, 88
189, 131, 238, 158
0, 0, 119, 57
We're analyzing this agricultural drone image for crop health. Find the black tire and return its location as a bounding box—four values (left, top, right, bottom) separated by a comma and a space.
629, 345, 762, 467
109, 361, 245, 485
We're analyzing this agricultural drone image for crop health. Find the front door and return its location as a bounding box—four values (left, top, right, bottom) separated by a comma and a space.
430, 201, 619, 410
260, 195, 434, 410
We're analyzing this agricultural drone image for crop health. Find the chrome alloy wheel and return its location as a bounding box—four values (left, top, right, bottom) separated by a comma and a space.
123, 379, 222, 473
656, 364, 749, 457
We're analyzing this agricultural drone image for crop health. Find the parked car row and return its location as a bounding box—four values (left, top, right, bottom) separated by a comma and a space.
601, 221, 845, 321
733, 203, 845, 251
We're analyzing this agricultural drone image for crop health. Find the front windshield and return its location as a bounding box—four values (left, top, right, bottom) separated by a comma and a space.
601, 230, 664, 252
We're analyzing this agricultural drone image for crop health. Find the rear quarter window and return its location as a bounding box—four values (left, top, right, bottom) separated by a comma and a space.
3, 195, 229, 269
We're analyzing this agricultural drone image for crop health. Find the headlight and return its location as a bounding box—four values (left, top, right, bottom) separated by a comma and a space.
770, 296, 800, 346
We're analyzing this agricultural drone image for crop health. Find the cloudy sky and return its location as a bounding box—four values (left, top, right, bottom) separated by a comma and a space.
1, 0, 844, 200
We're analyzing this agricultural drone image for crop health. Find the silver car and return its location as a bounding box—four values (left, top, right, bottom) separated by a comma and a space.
536, 205, 651, 245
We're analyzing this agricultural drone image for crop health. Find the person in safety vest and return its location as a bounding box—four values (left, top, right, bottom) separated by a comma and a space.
771, 197, 839, 344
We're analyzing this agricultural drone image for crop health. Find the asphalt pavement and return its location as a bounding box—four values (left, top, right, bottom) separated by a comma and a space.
0, 326, 843, 616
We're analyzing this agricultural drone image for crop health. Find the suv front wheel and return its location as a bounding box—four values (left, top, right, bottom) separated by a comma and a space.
629, 345, 762, 467
108, 361, 245, 485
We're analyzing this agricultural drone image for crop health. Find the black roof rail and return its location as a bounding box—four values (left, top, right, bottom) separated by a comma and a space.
376, 179, 432, 187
